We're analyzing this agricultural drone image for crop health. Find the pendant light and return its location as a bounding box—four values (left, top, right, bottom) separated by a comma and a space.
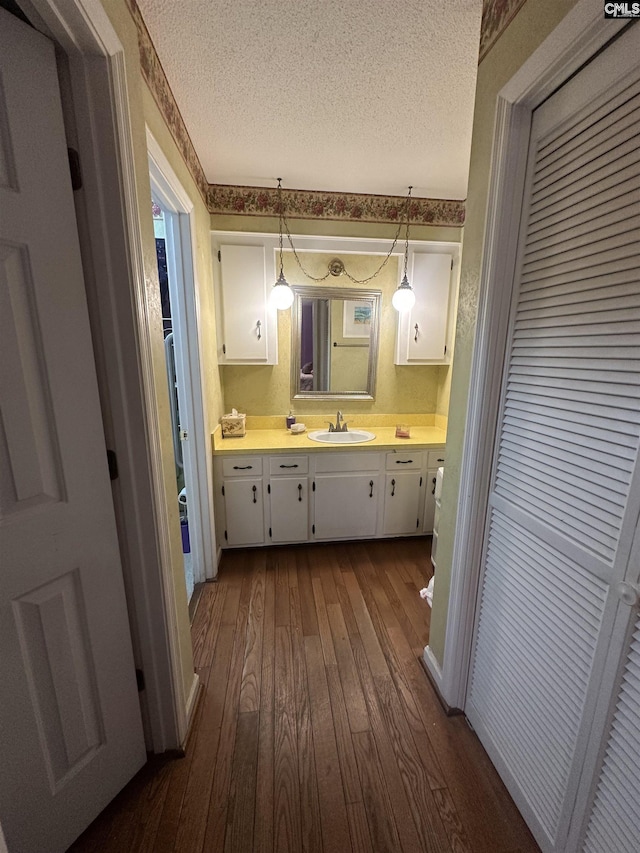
270, 178, 294, 309
392, 186, 416, 312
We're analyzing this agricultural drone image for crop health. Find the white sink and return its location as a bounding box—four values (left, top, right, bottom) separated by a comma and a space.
307, 429, 376, 444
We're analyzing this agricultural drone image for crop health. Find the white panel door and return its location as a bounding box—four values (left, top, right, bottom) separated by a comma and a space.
0, 11, 145, 853
466, 24, 640, 853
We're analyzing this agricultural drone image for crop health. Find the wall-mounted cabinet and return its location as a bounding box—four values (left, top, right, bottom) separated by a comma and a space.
394, 251, 457, 365
212, 236, 278, 364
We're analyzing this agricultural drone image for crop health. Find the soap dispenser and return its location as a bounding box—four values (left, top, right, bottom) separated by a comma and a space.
286, 410, 296, 429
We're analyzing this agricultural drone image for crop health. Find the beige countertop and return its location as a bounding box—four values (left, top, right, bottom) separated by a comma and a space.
212, 424, 447, 455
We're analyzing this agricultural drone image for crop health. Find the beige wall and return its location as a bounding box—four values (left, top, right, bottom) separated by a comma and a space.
101, 0, 225, 702
428, 0, 580, 666
214, 216, 460, 418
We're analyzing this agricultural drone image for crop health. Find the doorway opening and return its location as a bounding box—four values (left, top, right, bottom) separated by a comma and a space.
152, 200, 195, 602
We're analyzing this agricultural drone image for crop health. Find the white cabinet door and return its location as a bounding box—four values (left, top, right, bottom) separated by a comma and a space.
223, 478, 265, 545
269, 477, 309, 543
218, 244, 270, 362
395, 252, 452, 363
382, 472, 422, 535
314, 474, 379, 540
423, 469, 439, 534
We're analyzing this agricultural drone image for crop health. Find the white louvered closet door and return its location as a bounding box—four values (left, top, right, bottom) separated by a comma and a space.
466, 23, 640, 853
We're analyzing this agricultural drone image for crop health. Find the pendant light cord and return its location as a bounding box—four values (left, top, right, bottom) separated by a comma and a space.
278, 184, 414, 285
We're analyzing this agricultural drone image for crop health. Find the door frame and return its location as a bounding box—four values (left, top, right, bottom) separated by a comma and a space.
423, 0, 630, 709
147, 128, 217, 585
23, 0, 197, 751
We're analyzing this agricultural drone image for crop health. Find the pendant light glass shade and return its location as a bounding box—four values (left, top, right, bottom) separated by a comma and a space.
392, 274, 416, 311
271, 270, 294, 309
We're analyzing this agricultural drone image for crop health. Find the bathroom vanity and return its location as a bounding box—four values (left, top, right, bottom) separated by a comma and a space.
213, 434, 445, 549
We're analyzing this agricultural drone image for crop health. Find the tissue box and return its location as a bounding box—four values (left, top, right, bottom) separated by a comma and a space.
220, 412, 246, 438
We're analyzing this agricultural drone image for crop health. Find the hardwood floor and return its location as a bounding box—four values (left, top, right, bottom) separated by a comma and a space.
69, 539, 540, 853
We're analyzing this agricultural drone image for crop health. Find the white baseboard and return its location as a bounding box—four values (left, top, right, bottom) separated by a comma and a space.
422, 645, 444, 687
183, 671, 200, 747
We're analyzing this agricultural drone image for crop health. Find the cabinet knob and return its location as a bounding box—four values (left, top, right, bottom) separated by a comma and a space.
369, 480, 374, 498
233, 465, 253, 470
252, 485, 257, 503
395, 459, 413, 465
414, 323, 419, 342
298, 483, 303, 502
256, 320, 262, 340
432, 476, 437, 495
391, 478, 396, 497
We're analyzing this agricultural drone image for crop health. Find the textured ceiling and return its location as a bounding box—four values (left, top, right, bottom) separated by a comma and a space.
136, 0, 483, 200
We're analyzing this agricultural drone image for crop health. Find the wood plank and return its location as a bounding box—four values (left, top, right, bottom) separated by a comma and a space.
255, 555, 276, 852
172, 625, 234, 853
298, 548, 320, 636
202, 572, 252, 852
325, 664, 364, 806
274, 625, 302, 852
224, 710, 260, 853
292, 601, 323, 853
342, 571, 389, 679
346, 801, 374, 853
350, 635, 445, 853
304, 635, 352, 853
327, 602, 370, 734
254, 710, 275, 853
352, 730, 402, 853
312, 576, 337, 666
239, 554, 265, 712
274, 548, 292, 627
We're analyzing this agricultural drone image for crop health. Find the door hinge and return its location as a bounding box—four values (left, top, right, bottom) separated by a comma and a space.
135, 668, 145, 692
222, 485, 225, 496
107, 449, 118, 481
312, 523, 315, 534
68, 147, 82, 190
217, 249, 221, 262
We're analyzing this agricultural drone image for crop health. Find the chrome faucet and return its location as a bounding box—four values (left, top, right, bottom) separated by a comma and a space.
328, 410, 349, 432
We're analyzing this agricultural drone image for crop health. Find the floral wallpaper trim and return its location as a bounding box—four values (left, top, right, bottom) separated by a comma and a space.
208, 185, 465, 227
479, 0, 529, 62
127, 0, 464, 226
126, 0, 209, 205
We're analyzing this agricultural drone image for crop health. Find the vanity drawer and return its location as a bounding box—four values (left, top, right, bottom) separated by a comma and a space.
314, 452, 382, 473
427, 449, 446, 468
269, 455, 309, 475
385, 451, 422, 470
222, 456, 263, 477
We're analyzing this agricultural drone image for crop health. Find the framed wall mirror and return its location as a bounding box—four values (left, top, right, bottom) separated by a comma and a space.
291, 285, 382, 401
